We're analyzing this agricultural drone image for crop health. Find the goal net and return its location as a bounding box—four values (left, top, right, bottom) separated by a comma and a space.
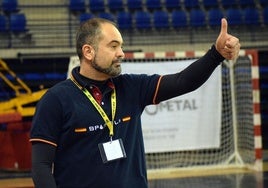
68, 49, 262, 178
123, 50, 262, 177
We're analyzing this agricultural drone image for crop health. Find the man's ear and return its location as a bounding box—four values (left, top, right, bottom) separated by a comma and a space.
82, 44, 95, 61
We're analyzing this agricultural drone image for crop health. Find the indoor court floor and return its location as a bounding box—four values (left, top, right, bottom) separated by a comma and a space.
149, 173, 267, 188
0, 169, 266, 188
0, 154, 267, 188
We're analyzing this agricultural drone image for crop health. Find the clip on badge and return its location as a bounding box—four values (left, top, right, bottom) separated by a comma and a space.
98, 138, 127, 163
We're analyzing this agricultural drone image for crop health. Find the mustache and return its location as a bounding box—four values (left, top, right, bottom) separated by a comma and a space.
112, 58, 123, 64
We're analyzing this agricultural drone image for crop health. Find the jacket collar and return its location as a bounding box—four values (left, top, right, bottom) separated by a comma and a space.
71, 66, 115, 90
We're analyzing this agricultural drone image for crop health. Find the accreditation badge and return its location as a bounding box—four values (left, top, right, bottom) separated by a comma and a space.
98, 138, 127, 163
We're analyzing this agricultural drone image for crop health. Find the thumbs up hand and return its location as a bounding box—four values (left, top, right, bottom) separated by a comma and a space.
216, 18, 240, 60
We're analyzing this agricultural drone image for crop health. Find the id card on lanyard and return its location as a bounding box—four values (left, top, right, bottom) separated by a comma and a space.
82, 88, 127, 163
71, 76, 127, 163
98, 138, 126, 163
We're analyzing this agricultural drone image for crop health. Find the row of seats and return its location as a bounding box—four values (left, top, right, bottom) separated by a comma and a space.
69, 0, 268, 13
79, 7, 268, 30
0, 2, 266, 34
2, 0, 268, 15
0, 0, 28, 33
0, 13, 27, 32
3, 72, 67, 81
0, 1, 266, 34
1, 0, 19, 14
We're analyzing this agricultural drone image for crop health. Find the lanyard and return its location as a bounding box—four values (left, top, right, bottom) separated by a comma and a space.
82, 88, 116, 138
70, 76, 116, 138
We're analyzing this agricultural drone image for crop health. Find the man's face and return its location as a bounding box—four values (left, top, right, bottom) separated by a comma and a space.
91, 23, 125, 77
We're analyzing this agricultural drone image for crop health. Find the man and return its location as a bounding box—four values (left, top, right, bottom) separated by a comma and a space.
30, 18, 240, 188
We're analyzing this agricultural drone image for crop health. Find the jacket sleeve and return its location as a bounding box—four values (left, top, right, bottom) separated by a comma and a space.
31, 142, 57, 188
155, 45, 225, 103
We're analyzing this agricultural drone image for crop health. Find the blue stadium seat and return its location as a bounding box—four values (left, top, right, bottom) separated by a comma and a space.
127, 0, 143, 12
1, 0, 19, 14
203, 0, 219, 9
171, 10, 187, 28
10, 13, 27, 32
263, 7, 268, 25
44, 73, 66, 80
189, 9, 206, 27
117, 11, 132, 30
98, 12, 114, 21
24, 73, 44, 81
69, 0, 86, 13
107, 0, 124, 12
221, 0, 237, 8
79, 13, 94, 23
208, 8, 224, 27
184, 0, 199, 10
226, 8, 243, 26
0, 15, 7, 32
89, 0, 105, 13
146, 0, 162, 11
260, 0, 268, 7
134, 11, 151, 30
243, 8, 260, 26
237, 0, 256, 8
153, 11, 169, 29
164, 0, 181, 11
0, 91, 11, 100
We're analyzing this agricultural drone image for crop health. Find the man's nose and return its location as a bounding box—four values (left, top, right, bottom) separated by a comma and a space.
117, 48, 125, 59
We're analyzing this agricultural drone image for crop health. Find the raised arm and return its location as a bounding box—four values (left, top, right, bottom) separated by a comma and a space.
154, 18, 240, 103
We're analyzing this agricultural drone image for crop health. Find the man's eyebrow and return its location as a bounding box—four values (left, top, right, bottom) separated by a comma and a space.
108, 40, 123, 45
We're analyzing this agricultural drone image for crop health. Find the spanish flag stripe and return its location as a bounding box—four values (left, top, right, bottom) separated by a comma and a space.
75, 128, 87, 132
122, 116, 131, 122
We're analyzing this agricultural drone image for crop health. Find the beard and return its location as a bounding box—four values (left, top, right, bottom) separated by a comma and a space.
91, 59, 122, 77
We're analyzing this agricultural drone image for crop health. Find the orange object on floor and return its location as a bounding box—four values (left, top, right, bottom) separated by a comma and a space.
0, 112, 22, 124
0, 121, 31, 171
0, 131, 16, 170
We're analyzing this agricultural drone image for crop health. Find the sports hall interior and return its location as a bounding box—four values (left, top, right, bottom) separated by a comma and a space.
0, 0, 268, 187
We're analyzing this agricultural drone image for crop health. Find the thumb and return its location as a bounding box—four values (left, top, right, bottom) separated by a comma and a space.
220, 18, 228, 35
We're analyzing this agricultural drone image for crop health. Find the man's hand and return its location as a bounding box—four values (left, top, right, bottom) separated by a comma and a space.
216, 18, 240, 60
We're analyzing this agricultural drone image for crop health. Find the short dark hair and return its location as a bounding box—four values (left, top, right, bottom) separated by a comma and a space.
76, 18, 117, 60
